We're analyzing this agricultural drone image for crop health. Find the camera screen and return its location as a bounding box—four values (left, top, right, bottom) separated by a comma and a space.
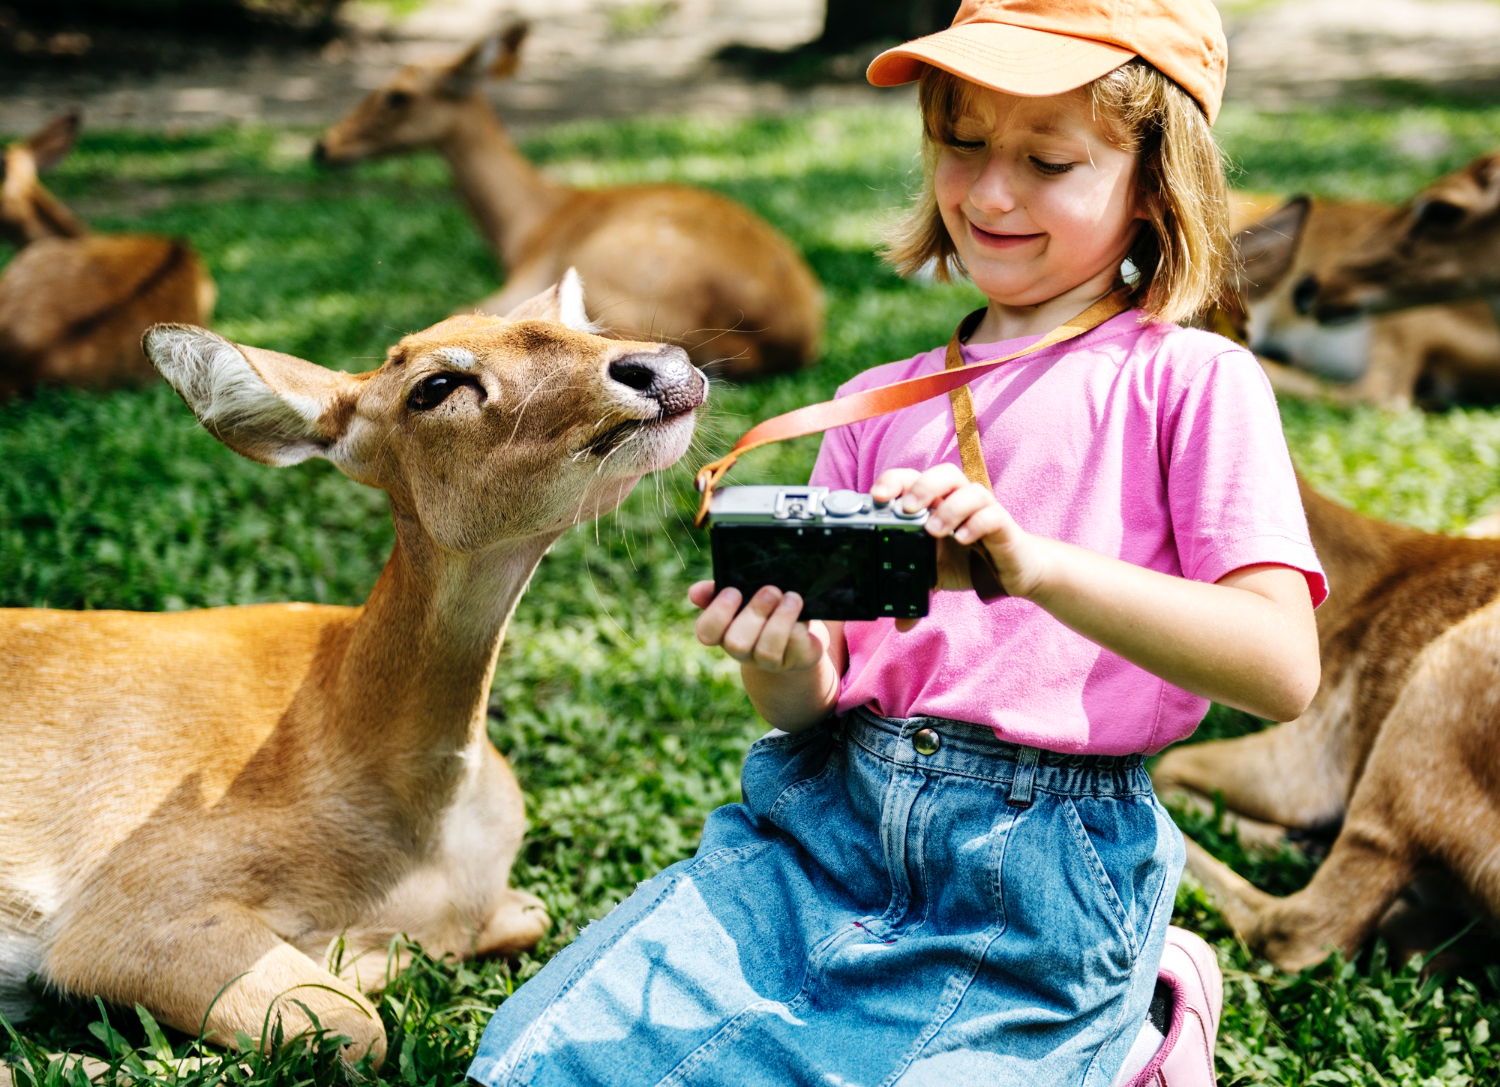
710, 524, 930, 620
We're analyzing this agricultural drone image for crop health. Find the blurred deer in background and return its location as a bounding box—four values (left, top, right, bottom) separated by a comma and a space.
1155, 474, 1500, 972
0, 272, 705, 1067
1295, 148, 1500, 361
0, 113, 216, 398
314, 24, 824, 381
1227, 191, 1500, 408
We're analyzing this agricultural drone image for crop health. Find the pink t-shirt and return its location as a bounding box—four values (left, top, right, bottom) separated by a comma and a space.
808, 310, 1326, 756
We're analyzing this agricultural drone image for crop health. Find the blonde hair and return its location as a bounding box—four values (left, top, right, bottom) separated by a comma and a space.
884, 60, 1232, 326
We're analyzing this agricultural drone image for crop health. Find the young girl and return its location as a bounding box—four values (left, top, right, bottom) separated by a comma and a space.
468, 2, 1325, 1084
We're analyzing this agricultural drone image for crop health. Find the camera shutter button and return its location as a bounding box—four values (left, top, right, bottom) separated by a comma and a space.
823, 490, 865, 517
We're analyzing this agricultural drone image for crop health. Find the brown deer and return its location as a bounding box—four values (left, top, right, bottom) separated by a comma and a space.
1296, 148, 1500, 328
0, 272, 705, 1066
0, 114, 216, 397
313, 24, 824, 381
1154, 474, 1500, 971
1228, 192, 1500, 408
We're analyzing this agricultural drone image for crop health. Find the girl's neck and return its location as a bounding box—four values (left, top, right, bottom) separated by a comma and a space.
966, 265, 1124, 345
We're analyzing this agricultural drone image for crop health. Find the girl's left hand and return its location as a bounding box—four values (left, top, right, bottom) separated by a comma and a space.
871, 465, 1052, 608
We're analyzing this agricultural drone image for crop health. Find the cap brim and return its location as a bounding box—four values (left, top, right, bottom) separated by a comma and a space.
868, 22, 1135, 98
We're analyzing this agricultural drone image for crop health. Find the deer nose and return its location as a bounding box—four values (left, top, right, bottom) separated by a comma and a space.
1292, 274, 1320, 316
311, 140, 331, 167
608, 348, 705, 417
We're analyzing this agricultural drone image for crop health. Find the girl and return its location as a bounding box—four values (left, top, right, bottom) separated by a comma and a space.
468, 2, 1325, 1085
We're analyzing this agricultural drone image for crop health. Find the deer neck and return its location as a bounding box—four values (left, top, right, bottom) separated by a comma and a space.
438, 99, 569, 270
329, 507, 558, 809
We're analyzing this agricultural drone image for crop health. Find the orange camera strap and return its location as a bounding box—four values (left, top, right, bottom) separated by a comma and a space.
692, 291, 1130, 528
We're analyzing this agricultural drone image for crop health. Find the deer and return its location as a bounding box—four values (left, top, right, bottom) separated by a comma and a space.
0, 271, 705, 1068
0, 113, 216, 397
1295, 148, 1500, 337
313, 24, 824, 382
1153, 473, 1500, 972
1226, 191, 1500, 408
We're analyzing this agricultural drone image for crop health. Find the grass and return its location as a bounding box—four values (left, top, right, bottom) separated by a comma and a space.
5, 101, 1500, 1084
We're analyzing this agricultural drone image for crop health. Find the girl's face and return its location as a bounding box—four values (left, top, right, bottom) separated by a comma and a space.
934, 86, 1144, 308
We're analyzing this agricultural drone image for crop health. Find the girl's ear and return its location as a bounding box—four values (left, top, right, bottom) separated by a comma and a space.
143, 324, 361, 468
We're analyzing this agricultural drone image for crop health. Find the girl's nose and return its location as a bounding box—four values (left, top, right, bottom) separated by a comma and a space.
967, 156, 1020, 215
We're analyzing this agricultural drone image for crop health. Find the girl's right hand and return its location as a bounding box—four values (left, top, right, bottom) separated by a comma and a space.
689, 581, 829, 673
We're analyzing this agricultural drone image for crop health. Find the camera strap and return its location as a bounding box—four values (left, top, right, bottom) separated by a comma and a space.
693, 290, 1131, 530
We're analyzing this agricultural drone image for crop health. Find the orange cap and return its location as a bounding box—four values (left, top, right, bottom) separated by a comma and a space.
867, 0, 1228, 123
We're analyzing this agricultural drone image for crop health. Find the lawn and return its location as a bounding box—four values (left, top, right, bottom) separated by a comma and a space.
5, 99, 1500, 1085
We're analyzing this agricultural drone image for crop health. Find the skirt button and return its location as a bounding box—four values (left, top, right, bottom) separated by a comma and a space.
913, 728, 941, 756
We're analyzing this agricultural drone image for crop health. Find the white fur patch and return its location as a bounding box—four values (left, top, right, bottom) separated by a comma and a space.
435, 347, 477, 370
143, 326, 327, 466
557, 267, 598, 333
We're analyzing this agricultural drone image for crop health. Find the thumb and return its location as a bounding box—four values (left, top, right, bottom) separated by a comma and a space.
894, 617, 921, 633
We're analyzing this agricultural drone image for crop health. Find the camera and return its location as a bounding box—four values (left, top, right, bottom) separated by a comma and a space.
704, 485, 936, 620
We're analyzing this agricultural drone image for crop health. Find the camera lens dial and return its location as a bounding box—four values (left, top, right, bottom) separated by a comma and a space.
822, 490, 866, 517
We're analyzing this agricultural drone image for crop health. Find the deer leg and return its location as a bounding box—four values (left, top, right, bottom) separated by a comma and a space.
43, 902, 386, 1066
1153, 707, 1352, 835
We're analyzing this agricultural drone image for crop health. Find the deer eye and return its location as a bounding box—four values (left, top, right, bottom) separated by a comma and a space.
1413, 199, 1465, 234
408, 373, 484, 412
385, 90, 414, 110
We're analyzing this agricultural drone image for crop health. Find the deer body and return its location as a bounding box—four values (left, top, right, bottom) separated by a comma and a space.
1229, 192, 1500, 408
0, 114, 215, 396
1154, 475, 1500, 970
315, 26, 824, 381
0, 274, 705, 1064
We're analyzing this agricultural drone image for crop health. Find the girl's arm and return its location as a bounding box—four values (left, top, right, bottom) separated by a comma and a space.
878, 465, 1321, 722
689, 582, 847, 732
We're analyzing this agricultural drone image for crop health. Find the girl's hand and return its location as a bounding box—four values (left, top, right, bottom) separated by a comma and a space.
689, 581, 829, 673
872, 465, 1053, 604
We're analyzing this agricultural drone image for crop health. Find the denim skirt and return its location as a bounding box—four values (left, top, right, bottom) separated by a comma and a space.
468, 707, 1185, 1087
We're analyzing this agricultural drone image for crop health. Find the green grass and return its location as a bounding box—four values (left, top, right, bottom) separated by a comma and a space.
6, 102, 1500, 1085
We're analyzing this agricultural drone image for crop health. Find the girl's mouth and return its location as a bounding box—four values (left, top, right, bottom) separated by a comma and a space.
968, 221, 1044, 249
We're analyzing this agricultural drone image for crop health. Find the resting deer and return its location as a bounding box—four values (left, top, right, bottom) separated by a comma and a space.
314, 24, 824, 381
0, 113, 215, 397
1297, 148, 1500, 330
1228, 192, 1500, 408
1154, 474, 1500, 971
0, 272, 705, 1066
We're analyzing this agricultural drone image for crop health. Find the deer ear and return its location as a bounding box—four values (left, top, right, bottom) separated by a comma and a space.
143, 324, 360, 467
25, 111, 80, 174
1234, 196, 1311, 301
501, 268, 597, 332
491, 22, 528, 79
442, 31, 505, 97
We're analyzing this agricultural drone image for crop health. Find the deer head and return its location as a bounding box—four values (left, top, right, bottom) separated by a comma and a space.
1295, 150, 1500, 322
142, 269, 704, 552
1, 111, 87, 247
314, 24, 529, 165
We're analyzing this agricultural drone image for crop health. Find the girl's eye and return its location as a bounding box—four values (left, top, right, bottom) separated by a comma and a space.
1030, 157, 1074, 176
408, 373, 484, 412
948, 138, 986, 153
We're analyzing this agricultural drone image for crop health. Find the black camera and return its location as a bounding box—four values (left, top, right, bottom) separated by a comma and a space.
705, 485, 937, 620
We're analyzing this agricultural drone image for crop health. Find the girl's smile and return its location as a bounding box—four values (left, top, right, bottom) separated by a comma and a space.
967, 221, 1045, 249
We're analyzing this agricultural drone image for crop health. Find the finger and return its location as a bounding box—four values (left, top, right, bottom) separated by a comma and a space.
927, 482, 995, 537
721, 586, 784, 661
688, 580, 717, 609
902, 463, 970, 512
752, 592, 804, 669
694, 587, 743, 646
784, 617, 827, 669
953, 502, 1016, 545
871, 468, 921, 504
894, 617, 921, 632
